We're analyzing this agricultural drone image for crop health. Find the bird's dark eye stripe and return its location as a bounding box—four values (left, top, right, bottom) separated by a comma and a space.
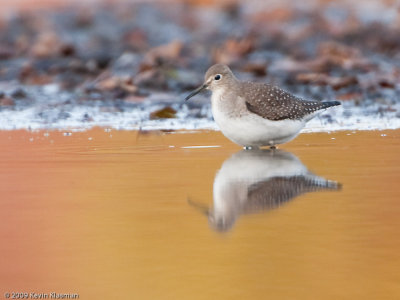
214, 74, 221, 80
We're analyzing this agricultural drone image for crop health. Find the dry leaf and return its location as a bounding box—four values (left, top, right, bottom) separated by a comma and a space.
150, 107, 177, 119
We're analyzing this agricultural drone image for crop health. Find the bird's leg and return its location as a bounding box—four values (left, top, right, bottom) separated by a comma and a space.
244, 146, 259, 150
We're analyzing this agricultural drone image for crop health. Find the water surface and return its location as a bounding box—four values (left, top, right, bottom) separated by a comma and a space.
0, 129, 399, 299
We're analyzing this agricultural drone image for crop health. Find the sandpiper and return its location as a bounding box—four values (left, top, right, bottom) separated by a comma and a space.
188, 149, 341, 232
185, 64, 341, 149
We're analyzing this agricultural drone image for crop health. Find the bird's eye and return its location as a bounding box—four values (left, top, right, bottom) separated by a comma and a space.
214, 74, 222, 81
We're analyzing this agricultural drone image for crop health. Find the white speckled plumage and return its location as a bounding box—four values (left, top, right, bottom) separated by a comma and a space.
185, 64, 341, 148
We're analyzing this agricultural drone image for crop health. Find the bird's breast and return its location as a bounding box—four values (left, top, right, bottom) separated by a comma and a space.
211, 90, 246, 119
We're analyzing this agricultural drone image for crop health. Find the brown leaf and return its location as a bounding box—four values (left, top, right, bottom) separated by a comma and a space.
213, 38, 255, 65
95, 76, 138, 93
318, 41, 361, 60
0, 44, 14, 59
120, 82, 138, 93
337, 92, 363, 101
31, 32, 61, 58
295, 73, 329, 85
24, 74, 53, 85
134, 69, 167, 89
378, 78, 396, 89
124, 95, 147, 103
150, 106, 177, 120
296, 73, 358, 90
0, 97, 15, 106
331, 76, 358, 90
241, 62, 267, 77
145, 40, 183, 65
96, 77, 120, 90
317, 42, 373, 71
124, 29, 148, 52
251, 7, 294, 23
59, 43, 76, 57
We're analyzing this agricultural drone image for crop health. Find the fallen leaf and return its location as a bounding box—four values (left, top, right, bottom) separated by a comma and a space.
124, 95, 147, 103
95, 76, 138, 93
241, 62, 267, 77
250, 7, 294, 23
0, 44, 14, 59
295, 73, 358, 90
96, 77, 120, 90
337, 92, 363, 101
213, 38, 255, 65
31, 32, 61, 58
0, 96, 15, 106
150, 106, 177, 119
134, 69, 167, 89
124, 29, 149, 52
144, 40, 183, 65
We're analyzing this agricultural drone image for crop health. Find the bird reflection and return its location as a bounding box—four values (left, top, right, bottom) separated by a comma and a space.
189, 149, 341, 232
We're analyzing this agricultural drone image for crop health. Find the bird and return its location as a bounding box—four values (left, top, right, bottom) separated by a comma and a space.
188, 149, 342, 232
185, 64, 341, 149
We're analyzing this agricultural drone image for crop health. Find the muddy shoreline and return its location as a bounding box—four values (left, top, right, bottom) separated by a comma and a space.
0, 1, 399, 131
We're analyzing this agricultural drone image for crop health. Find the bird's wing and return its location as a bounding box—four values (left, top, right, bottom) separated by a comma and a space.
243, 175, 340, 213
242, 82, 330, 121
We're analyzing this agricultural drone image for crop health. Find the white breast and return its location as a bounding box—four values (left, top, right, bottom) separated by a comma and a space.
211, 91, 305, 147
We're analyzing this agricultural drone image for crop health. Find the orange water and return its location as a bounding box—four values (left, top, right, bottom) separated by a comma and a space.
0, 129, 399, 299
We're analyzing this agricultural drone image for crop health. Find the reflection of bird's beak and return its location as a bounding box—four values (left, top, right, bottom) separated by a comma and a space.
185, 84, 208, 101
187, 198, 209, 216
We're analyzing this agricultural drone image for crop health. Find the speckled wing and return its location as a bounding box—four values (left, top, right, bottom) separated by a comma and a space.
243, 176, 340, 213
242, 82, 337, 121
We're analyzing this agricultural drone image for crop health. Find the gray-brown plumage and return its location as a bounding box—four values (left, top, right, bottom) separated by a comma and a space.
242, 82, 341, 121
245, 176, 340, 213
185, 64, 342, 148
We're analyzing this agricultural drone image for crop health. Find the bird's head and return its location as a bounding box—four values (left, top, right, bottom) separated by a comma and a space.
185, 64, 237, 101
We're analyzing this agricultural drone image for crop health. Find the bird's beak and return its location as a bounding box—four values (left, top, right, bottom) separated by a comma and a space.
185, 84, 208, 101
187, 198, 210, 216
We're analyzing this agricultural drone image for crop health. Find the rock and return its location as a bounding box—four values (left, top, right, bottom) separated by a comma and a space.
82, 113, 94, 122
112, 52, 142, 76
11, 88, 27, 99
60, 44, 76, 57
167, 69, 202, 91
58, 111, 71, 120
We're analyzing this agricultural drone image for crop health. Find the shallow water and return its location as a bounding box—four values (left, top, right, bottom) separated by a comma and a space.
0, 129, 399, 299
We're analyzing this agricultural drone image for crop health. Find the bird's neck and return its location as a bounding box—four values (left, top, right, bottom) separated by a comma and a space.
211, 86, 247, 118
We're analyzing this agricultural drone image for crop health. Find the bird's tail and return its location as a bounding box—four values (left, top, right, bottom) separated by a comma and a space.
322, 101, 341, 109
305, 175, 343, 191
